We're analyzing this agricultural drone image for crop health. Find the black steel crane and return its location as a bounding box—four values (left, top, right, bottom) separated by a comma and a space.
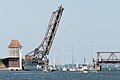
25, 5, 64, 71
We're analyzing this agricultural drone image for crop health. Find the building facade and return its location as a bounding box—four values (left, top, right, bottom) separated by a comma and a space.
8, 39, 22, 70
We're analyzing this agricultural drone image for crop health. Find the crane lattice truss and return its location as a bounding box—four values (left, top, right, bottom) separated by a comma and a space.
96, 52, 120, 65
25, 5, 64, 64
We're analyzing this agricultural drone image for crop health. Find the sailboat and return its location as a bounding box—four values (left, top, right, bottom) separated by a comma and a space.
62, 66, 67, 71
49, 49, 57, 72
69, 44, 76, 72
80, 58, 88, 73
61, 47, 67, 71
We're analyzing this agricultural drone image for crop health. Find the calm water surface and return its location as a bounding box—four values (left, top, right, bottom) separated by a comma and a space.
0, 71, 120, 80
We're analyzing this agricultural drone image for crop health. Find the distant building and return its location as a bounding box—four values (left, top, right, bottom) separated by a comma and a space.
8, 39, 22, 70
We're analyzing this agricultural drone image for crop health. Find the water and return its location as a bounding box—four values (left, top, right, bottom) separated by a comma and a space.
0, 71, 120, 80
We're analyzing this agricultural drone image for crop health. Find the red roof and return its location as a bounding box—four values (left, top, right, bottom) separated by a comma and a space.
8, 39, 22, 48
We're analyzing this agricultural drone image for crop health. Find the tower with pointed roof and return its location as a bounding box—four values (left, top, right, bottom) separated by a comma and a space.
8, 39, 22, 70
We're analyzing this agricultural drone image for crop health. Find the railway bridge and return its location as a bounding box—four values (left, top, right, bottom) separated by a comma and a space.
95, 52, 120, 70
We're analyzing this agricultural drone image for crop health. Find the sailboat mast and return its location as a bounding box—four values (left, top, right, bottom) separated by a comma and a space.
72, 44, 74, 65
62, 47, 64, 66
84, 57, 86, 64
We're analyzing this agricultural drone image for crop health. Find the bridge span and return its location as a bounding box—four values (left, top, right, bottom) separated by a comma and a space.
94, 52, 120, 71
96, 52, 120, 65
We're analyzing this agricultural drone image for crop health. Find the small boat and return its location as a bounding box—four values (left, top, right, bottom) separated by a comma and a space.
83, 70, 88, 73
62, 67, 67, 71
81, 64, 88, 71
43, 69, 48, 73
49, 66, 57, 72
69, 68, 76, 71
80, 64, 88, 73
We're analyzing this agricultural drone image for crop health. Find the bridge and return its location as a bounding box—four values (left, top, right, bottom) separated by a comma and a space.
96, 52, 120, 65
94, 52, 120, 70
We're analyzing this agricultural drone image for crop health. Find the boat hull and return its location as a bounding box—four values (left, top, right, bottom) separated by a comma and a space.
23, 62, 43, 71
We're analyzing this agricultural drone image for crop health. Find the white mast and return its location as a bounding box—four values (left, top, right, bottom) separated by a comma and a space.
72, 44, 74, 65
62, 47, 64, 66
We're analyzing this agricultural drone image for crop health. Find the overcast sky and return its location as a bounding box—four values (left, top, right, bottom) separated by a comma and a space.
0, 0, 120, 65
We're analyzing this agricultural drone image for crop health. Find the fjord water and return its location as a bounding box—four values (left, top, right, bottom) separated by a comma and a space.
0, 71, 120, 80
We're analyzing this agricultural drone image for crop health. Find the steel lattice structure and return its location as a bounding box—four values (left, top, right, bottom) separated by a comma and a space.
96, 52, 120, 65
25, 5, 64, 70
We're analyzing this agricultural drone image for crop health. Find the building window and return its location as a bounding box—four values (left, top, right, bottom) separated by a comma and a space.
9, 48, 19, 57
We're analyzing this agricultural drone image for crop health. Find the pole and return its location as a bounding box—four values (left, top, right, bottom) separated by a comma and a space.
72, 44, 74, 65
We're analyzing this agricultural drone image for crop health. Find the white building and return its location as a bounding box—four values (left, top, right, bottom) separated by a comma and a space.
8, 39, 22, 70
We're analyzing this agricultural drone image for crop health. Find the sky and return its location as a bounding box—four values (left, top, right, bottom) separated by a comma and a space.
0, 0, 120, 65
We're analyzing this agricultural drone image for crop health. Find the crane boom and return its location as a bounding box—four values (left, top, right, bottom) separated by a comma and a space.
25, 5, 64, 70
